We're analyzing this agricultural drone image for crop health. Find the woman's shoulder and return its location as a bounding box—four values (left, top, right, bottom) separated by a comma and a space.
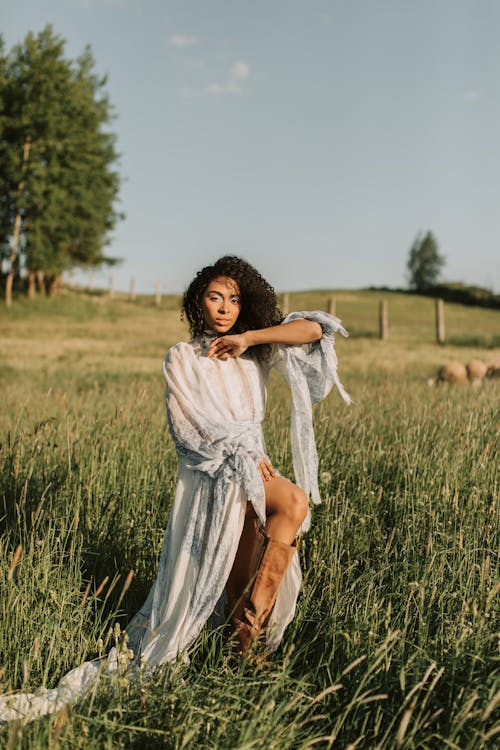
166, 340, 193, 355
163, 340, 198, 369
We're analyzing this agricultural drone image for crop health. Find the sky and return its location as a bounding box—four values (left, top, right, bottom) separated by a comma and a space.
1, 0, 499, 293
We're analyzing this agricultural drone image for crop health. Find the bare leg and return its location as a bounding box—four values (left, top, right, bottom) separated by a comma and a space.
262, 476, 309, 544
226, 478, 308, 624
226, 510, 260, 619
232, 478, 307, 654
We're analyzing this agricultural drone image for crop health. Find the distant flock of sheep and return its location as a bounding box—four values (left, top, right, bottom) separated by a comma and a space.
428, 358, 500, 386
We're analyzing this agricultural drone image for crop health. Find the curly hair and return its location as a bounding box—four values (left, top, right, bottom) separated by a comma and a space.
182, 255, 282, 361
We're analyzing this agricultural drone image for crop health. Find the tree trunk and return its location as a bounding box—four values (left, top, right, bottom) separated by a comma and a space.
28, 270, 36, 299
5, 136, 32, 307
5, 273, 14, 308
49, 275, 61, 298
36, 270, 46, 295
5, 213, 22, 307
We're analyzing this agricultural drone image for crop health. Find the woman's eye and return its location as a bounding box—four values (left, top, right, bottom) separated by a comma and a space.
231, 298, 240, 305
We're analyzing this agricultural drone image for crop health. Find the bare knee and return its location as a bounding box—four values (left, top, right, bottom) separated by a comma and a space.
265, 478, 309, 527
287, 485, 309, 526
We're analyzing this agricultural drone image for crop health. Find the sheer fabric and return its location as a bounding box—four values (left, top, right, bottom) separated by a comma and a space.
0, 311, 349, 723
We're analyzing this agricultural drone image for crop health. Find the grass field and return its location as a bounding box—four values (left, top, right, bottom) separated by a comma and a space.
0, 290, 499, 748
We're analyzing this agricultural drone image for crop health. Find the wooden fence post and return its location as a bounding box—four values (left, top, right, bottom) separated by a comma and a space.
281, 292, 289, 316
435, 298, 445, 344
379, 299, 388, 340
326, 295, 336, 316
109, 274, 115, 299
155, 282, 162, 307
129, 278, 136, 301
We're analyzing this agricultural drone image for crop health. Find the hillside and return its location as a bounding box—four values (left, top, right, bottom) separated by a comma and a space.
1, 289, 498, 386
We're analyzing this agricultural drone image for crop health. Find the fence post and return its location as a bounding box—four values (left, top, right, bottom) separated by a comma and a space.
379, 299, 388, 340
326, 295, 336, 316
109, 274, 115, 299
435, 298, 445, 344
281, 292, 289, 316
88, 271, 94, 292
155, 282, 162, 307
129, 278, 136, 301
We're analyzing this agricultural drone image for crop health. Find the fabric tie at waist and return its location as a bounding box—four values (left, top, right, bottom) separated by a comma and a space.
180, 422, 266, 525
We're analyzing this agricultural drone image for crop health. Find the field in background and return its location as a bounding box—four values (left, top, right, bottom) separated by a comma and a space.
1, 288, 499, 382
0, 290, 498, 748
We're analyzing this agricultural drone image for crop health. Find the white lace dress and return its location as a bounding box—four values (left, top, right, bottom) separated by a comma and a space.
0, 311, 350, 723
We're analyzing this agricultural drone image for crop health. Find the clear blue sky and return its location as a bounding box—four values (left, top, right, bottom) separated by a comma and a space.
1, 0, 499, 293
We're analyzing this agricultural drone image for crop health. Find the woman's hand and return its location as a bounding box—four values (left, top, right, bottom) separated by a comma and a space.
207, 333, 249, 359
257, 458, 276, 482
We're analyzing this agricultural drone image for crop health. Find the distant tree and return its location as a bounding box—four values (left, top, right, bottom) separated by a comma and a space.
407, 231, 445, 291
0, 26, 122, 304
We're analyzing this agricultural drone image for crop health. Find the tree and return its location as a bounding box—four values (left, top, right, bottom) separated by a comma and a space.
0, 26, 122, 303
407, 231, 445, 291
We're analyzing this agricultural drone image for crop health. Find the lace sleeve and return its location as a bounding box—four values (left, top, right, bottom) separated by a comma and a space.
270, 311, 351, 509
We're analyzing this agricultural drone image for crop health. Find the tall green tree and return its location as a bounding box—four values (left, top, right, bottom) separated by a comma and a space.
407, 231, 445, 291
0, 26, 122, 303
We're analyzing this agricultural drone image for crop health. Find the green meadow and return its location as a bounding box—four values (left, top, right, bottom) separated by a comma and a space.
0, 290, 498, 749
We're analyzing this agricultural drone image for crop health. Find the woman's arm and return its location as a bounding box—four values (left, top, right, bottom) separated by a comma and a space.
208, 319, 322, 359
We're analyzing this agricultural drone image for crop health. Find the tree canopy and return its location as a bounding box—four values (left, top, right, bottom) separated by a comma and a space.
407, 231, 445, 292
0, 26, 122, 302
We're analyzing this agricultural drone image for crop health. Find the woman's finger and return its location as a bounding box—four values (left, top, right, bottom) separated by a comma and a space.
212, 339, 227, 350
209, 341, 231, 358
263, 459, 275, 477
258, 459, 273, 481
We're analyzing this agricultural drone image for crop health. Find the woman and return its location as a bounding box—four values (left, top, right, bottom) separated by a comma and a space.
125, 255, 351, 662
0, 255, 350, 722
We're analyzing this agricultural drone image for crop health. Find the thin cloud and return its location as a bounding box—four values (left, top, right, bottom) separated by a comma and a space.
181, 58, 205, 70
180, 85, 196, 99
205, 61, 251, 96
204, 83, 225, 96
169, 33, 199, 48
230, 62, 249, 80
463, 90, 480, 102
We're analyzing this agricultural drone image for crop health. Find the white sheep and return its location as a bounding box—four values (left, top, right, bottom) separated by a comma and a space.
428, 358, 497, 386
437, 362, 468, 384
466, 359, 488, 384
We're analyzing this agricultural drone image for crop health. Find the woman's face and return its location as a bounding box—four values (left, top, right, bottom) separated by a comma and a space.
202, 276, 241, 333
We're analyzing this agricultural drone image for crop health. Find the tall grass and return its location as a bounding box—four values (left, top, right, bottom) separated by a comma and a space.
0, 292, 498, 748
